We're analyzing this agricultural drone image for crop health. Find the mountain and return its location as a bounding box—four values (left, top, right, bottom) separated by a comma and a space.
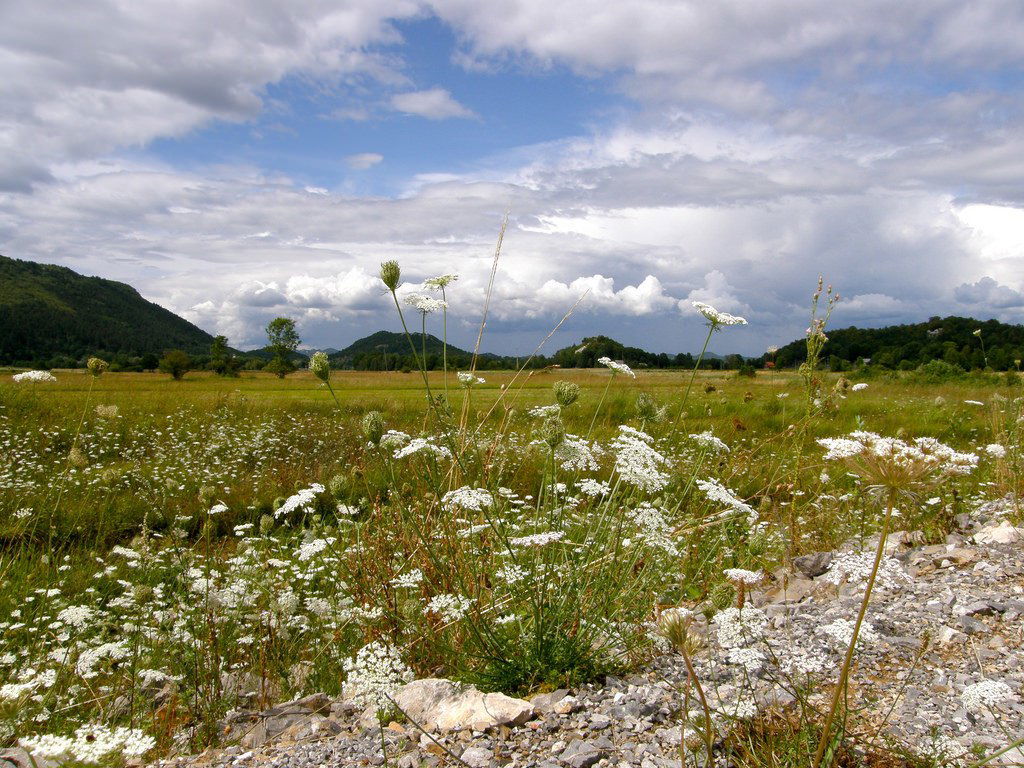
772, 316, 1024, 371
0, 254, 214, 365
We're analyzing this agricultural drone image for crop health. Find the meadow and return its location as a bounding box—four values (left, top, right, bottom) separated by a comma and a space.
1, 304, 1022, 766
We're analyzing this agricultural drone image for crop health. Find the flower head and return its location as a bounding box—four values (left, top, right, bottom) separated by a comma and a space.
598, 356, 635, 377
343, 641, 413, 716
12, 370, 56, 383
379, 260, 401, 291
87, 357, 108, 377
692, 301, 747, 328
424, 274, 458, 289
404, 293, 447, 314
309, 351, 330, 383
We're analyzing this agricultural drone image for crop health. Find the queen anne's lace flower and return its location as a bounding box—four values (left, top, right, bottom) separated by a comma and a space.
611, 426, 668, 493
12, 370, 56, 383
403, 293, 447, 314
697, 479, 757, 524
692, 301, 747, 327
688, 431, 729, 453
457, 371, 485, 387
597, 357, 636, 377
441, 486, 493, 512
713, 606, 767, 648
424, 593, 473, 622
343, 642, 414, 713
393, 438, 451, 460
275, 484, 324, 519
961, 680, 1015, 713
21, 724, 154, 764
723, 568, 764, 586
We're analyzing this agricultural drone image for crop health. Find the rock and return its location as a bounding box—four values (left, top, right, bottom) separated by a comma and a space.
0, 749, 46, 768
460, 747, 494, 768
974, 520, 1023, 546
553, 695, 580, 715
377, 678, 535, 733
793, 551, 833, 578
531, 689, 571, 713
764, 574, 816, 604
560, 739, 605, 768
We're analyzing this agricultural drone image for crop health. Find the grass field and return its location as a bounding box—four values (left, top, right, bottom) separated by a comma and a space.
0, 363, 1020, 765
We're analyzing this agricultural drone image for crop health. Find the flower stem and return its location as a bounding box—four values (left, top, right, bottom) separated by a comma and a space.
811, 486, 898, 768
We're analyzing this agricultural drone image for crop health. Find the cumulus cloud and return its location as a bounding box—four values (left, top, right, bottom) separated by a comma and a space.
954, 277, 1024, 309
390, 88, 477, 119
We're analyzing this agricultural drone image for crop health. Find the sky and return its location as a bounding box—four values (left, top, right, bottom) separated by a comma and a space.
2, 1, 1024, 356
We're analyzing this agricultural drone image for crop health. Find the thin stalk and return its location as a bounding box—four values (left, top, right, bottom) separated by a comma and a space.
811, 486, 898, 768
441, 286, 449, 404
586, 373, 614, 439
674, 325, 714, 426
678, 640, 716, 766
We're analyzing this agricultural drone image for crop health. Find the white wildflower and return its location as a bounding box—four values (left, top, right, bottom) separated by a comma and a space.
343, 642, 414, 714
441, 486, 493, 512
612, 426, 668, 493
689, 431, 729, 453
697, 479, 757, 524
597, 357, 635, 377
457, 371, 485, 387
424, 593, 473, 623
404, 293, 447, 314
851, 382, 868, 391
692, 301, 747, 327
393, 437, 451, 460
12, 370, 56, 383
713, 606, 767, 648
961, 680, 1015, 713
275, 484, 324, 519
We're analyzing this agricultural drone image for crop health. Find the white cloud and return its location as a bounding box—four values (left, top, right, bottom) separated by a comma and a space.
345, 153, 384, 170
954, 277, 1024, 309
390, 88, 477, 119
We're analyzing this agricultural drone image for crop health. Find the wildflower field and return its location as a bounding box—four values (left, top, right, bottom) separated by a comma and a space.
2, 275, 1023, 767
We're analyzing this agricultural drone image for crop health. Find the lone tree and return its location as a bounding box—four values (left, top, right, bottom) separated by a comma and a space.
208, 335, 241, 377
265, 317, 300, 378
159, 349, 192, 380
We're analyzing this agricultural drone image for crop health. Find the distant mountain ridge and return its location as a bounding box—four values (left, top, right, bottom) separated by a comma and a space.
0, 254, 214, 365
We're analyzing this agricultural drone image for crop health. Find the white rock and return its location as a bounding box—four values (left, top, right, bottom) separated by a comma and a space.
973, 520, 1023, 546
364, 678, 535, 732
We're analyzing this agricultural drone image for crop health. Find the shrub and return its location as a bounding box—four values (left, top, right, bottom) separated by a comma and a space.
911, 359, 965, 383
158, 349, 192, 380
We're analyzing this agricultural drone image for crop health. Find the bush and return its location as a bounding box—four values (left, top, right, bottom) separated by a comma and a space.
737, 365, 757, 378
158, 349, 192, 380
911, 359, 965, 383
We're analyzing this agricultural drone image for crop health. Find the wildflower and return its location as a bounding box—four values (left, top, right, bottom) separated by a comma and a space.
509, 531, 565, 548
688, 431, 729, 454
553, 380, 580, 407
343, 641, 413, 716
820, 618, 879, 648
390, 569, 423, 589
208, 503, 228, 515
441, 486, 493, 512
961, 680, 1014, 713
597, 356, 635, 377
362, 411, 385, 445
309, 351, 330, 383
424, 274, 458, 289
94, 404, 119, 418
393, 437, 451, 460
379, 260, 401, 291
713, 605, 767, 648
424, 593, 474, 623
495, 564, 527, 585
404, 293, 447, 314
554, 434, 601, 471
696, 479, 757, 524
723, 569, 764, 587
930, 735, 969, 766
851, 382, 868, 391
528, 404, 561, 418
12, 370, 56, 383
274, 484, 325, 519
57, 605, 94, 630
578, 478, 610, 497
632, 503, 678, 555
692, 301, 747, 328
985, 443, 1007, 459
964, 399, 984, 406
457, 371, 485, 387
822, 551, 909, 590
541, 414, 565, 449
727, 647, 766, 674
21, 724, 155, 764
379, 429, 410, 450
611, 425, 669, 493
86, 357, 108, 377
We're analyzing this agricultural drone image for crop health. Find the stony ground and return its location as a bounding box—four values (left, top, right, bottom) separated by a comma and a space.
10, 498, 1024, 768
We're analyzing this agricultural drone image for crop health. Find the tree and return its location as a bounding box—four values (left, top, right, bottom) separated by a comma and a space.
159, 349, 192, 380
208, 335, 240, 377
265, 317, 300, 378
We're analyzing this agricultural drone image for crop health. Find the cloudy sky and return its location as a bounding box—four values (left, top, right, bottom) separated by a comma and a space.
2, 1, 1024, 355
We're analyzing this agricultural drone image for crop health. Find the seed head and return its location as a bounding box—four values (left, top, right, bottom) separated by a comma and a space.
541, 414, 565, 449
379, 260, 401, 291
309, 351, 330, 383
553, 380, 580, 408
362, 411, 385, 445
87, 357, 108, 377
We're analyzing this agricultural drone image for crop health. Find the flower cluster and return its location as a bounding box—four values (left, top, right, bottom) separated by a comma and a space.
12, 370, 56, 383
597, 357, 636, 377
611, 426, 668, 493
441, 486, 493, 512
343, 641, 414, 714
692, 301, 747, 328
404, 293, 447, 314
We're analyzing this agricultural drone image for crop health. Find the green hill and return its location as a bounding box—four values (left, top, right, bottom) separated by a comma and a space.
772, 316, 1024, 371
0, 254, 214, 366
